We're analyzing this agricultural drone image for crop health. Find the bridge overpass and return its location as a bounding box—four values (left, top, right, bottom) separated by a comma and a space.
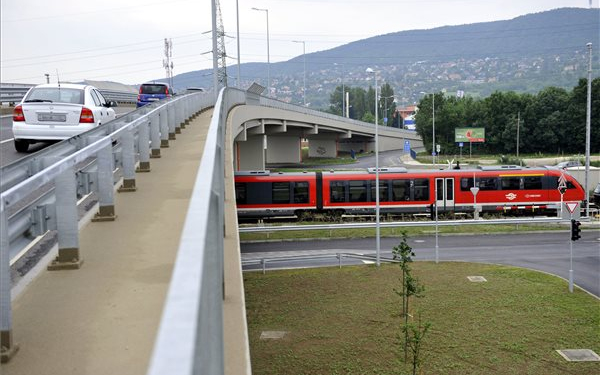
0, 87, 422, 374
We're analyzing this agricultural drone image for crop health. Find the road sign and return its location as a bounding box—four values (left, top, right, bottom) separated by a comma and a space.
436, 144, 441, 152
459, 142, 464, 147
403, 140, 410, 153
565, 202, 578, 214
383, 117, 388, 124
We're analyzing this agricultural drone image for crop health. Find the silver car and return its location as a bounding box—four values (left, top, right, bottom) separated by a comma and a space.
12, 83, 117, 152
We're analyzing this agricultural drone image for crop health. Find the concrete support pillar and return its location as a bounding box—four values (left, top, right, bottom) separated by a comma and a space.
265, 136, 302, 164
92, 143, 117, 222
236, 136, 265, 171
119, 127, 137, 192
138, 119, 152, 172
48, 166, 84, 270
150, 111, 161, 158
0, 206, 19, 362
168, 103, 177, 138
160, 107, 170, 148
307, 138, 338, 158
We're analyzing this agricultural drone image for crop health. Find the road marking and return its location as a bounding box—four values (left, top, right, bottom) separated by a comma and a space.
1, 114, 12, 119
1, 138, 14, 145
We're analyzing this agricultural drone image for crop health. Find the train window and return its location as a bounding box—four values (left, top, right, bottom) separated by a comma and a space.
414, 179, 429, 201
272, 182, 290, 203
392, 180, 410, 201
460, 177, 474, 191
478, 177, 498, 191
235, 182, 246, 204
523, 176, 542, 190
567, 181, 576, 189
349, 180, 368, 202
500, 177, 521, 190
293, 182, 309, 203
330, 181, 346, 202
370, 180, 389, 202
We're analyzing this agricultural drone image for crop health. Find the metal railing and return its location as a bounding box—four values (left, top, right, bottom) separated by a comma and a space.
0, 83, 138, 104
238, 217, 568, 233
146, 87, 246, 375
0, 91, 214, 362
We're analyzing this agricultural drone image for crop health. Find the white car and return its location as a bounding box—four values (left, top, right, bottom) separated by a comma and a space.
12, 83, 117, 152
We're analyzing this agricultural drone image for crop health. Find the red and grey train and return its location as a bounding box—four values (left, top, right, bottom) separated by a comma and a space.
234, 166, 585, 219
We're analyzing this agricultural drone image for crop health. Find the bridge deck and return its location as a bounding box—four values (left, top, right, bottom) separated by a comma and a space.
3, 110, 249, 375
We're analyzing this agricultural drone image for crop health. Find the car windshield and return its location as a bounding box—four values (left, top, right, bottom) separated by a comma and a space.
141, 84, 167, 94
25, 88, 84, 104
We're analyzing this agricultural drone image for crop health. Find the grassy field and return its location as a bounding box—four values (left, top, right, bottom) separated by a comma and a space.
244, 263, 600, 375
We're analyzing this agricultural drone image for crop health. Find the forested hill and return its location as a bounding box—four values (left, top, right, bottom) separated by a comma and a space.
290, 7, 598, 67
171, 7, 599, 106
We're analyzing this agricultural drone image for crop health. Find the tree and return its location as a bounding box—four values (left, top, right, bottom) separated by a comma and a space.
392, 232, 425, 362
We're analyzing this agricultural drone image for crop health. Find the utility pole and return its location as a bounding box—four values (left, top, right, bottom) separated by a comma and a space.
584, 42, 592, 217
163, 38, 174, 88
516, 111, 520, 160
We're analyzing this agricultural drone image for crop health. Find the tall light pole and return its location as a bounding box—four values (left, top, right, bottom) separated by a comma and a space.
366, 67, 380, 267
293, 40, 306, 106
584, 42, 592, 217
252, 7, 270, 96
236, 0, 241, 88
420, 91, 436, 166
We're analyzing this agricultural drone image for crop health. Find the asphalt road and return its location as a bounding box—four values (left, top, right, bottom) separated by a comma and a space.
241, 231, 600, 297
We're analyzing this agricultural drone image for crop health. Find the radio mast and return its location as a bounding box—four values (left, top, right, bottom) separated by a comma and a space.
163, 38, 174, 88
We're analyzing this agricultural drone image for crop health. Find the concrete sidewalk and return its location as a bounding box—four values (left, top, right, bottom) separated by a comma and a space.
3, 111, 212, 375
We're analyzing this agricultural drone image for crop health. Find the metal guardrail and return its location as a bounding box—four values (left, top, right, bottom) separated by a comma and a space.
242, 252, 397, 274
0, 91, 214, 363
0, 83, 137, 104
238, 217, 569, 232
146, 87, 246, 375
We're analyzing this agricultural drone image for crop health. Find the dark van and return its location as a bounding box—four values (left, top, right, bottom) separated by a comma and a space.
137, 82, 171, 107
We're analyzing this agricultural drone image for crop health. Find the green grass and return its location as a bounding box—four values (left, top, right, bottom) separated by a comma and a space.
239, 223, 566, 242
245, 263, 600, 375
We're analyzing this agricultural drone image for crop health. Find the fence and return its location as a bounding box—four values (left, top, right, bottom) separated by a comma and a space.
0, 83, 138, 104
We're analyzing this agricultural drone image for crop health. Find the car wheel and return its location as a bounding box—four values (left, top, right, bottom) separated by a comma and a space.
14, 139, 29, 152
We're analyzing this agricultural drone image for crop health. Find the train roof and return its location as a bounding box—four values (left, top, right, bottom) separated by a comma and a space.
235, 165, 565, 177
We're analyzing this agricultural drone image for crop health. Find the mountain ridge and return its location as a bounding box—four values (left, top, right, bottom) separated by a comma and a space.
170, 7, 599, 107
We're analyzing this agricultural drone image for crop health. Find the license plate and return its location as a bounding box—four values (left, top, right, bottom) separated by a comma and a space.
148, 98, 159, 101
38, 113, 66, 122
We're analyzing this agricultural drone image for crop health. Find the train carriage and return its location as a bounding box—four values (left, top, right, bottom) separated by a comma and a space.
234, 166, 585, 220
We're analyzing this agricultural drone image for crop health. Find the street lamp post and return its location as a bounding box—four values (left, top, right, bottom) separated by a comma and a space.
293, 40, 306, 106
366, 68, 380, 267
236, 0, 241, 88
585, 42, 592, 217
420, 91, 436, 166
252, 7, 270, 96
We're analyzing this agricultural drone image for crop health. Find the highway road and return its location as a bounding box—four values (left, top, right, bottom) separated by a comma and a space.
0, 106, 134, 167
241, 231, 600, 297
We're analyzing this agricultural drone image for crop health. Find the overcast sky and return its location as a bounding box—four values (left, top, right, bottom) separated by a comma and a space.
1, 0, 597, 85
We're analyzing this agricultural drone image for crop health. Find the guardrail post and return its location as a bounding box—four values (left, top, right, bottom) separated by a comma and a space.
167, 103, 176, 140
118, 127, 137, 192
160, 107, 170, 148
0, 205, 19, 362
138, 119, 152, 172
92, 143, 117, 222
169, 100, 181, 134
150, 112, 161, 158
183, 98, 190, 125
178, 100, 186, 129
48, 166, 84, 270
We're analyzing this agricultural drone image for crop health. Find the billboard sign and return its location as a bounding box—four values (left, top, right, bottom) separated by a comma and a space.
455, 127, 485, 143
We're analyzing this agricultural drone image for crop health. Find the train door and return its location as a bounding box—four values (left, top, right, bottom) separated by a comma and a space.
435, 178, 455, 210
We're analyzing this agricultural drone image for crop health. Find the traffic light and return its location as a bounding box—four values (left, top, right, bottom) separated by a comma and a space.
570, 219, 581, 241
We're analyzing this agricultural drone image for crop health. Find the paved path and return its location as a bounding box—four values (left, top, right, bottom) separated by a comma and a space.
3, 111, 211, 375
